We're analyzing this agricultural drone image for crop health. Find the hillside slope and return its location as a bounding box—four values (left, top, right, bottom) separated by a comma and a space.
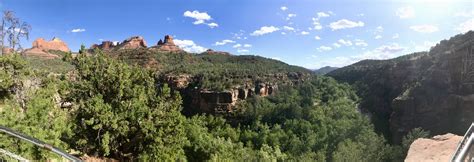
328, 31, 474, 143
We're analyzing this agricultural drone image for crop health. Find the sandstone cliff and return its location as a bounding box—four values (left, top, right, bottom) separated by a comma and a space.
405, 133, 462, 162
23, 37, 70, 59
328, 31, 474, 143
117, 36, 147, 49
152, 35, 183, 52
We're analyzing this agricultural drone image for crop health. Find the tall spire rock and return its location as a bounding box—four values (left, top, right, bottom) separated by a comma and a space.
154, 35, 182, 52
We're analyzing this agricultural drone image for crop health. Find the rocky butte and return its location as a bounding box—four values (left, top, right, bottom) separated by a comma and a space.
23, 37, 70, 59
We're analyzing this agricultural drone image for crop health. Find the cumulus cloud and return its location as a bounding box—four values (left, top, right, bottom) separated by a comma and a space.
396, 6, 415, 19
233, 44, 242, 48
329, 19, 364, 30
456, 19, 474, 33
338, 39, 352, 46
375, 35, 382, 39
410, 25, 439, 33
332, 43, 341, 48
300, 31, 309, 35
375, 26, 384, 33
214, 39, 235, 46
414, 41, 436, 51
174, 39, 207, 53
354, 39, 368, 47
243, 44, 252, 48
237, 49, 249, 53
286, 13, 296, 20
283, 26, 295, 31
251, 26, 280, 36
71, 28, 85, 33
317, 45, 332, 52
183, 10, 218, 28
207, 22, 219, 28
310, 12, 331, 30
374, 43, 405, 54
280, 6, 288, 11
314, 36, 321, 40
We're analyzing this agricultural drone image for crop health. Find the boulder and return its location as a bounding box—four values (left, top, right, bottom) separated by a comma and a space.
405, 133, 462, 162
118, 36, 147, 49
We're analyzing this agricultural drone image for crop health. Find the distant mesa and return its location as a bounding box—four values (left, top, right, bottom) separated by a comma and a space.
23, 37, 70, 59
201, 49, 230, 56
90, 35, 184, 52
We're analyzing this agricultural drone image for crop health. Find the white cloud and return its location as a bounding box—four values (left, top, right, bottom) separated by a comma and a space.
317, 12, 330, 18
207, 22, 219, 28
314, 36, 321, 40
373, 43, 405, 54
456, 19, 474, 33
332, 43, 341, 48
237, 49, 249, 53
281, 32, 287, 35
184, 10, 211, 24
174, 39, 207, 53
233, 44, 242, 48
410, 25, 439, 33
283, 26, 295, 31
300, 31, 309, 35
392, 33, 400, 39
396, 6, 415, 19
310, 12, 331, 30
71, 28, 85, 33
280, 6, 288, 11
375, 35, 382, 39
317, 45, 332, 52
184, 10, 218, 28
375, 26, 384, 33
329, 19, 364, 30
243, 44, 252, 48
357, 13, 364, 17
251, 26, 280, 36
214, 39, 235, 46
286, 13, 296, 20
354, 39, 368, 47
338, 39, 353, 46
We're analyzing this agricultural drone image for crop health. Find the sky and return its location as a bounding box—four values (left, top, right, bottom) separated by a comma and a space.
1, 0, 473, 69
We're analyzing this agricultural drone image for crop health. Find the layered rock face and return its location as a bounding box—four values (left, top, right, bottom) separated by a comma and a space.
164, 73, 302, 115
91, 41, 118, 50
328, 31, 474, 143
405, 133, 462, 162
24, 37, 70, 58
117, 36, 147, 49
154, 35, 182, 52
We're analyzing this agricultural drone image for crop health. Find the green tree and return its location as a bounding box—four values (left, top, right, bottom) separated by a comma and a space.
68, 51, 187, 160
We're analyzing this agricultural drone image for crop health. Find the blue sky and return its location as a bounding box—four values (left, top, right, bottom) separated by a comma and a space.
2, 0, 473, 69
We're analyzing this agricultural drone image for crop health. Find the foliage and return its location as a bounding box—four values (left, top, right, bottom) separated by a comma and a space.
68, 51, 187, 160
0, 54, 25, 98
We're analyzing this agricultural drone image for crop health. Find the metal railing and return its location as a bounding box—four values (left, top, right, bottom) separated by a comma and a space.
451, 123, 474, 162
0, 126, 82, 162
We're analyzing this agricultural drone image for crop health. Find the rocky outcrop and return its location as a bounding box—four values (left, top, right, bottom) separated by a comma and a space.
91, 41, 118, 50
405, 133, 462, 162
201, 49, 230, 55
328, 31, 474, 143
23, 37, 70, 59
153, 35, 182, 52
117, 36, 147, 49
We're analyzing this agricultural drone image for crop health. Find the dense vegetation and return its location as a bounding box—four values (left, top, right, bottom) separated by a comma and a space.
0, 51, 425, 161
114, 49, 310, 91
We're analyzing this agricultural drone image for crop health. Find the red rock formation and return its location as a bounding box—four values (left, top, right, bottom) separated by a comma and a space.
154, 35, 182, 52
118, 36, 147, 49
405, 133, 462, 162
23, 37, 70, 59
201, 49, 231, 56
91, 41, 116, 50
